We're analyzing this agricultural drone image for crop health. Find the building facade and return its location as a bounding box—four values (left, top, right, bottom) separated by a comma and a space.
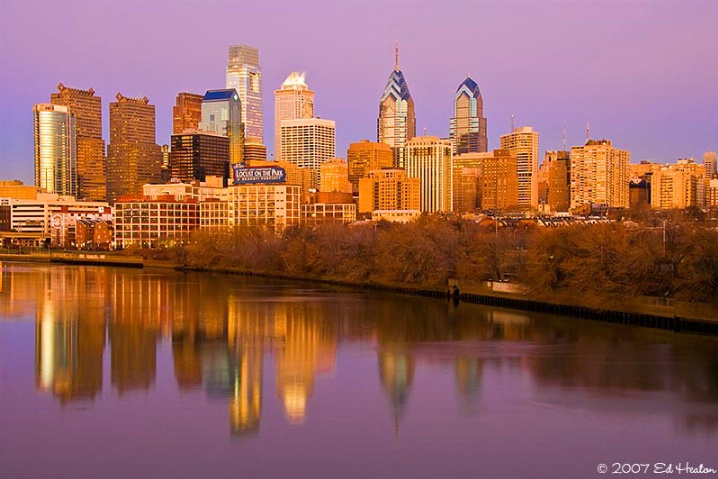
500, 127, 539, 209
280, 118, 336, 190
545, 150, 570, 213
106, 93, 162, 203
358, 168, 420, 214
199, 89, 243, 166
319, 159, 352, 194
226, 45, 263, 141
570, 139, 630, 210
170, 131, 230, 184
405, 136, 452, 213
377, 48, 416, 168
50, 83, 106, 200
114, 198, 199, 248
650, 158, 706, 209
454, 150, 518, 212
34, 104, 77, 197
347, 140, 394, 195
244, 137, 267, 164
704, 151, 717, 177
274, 72, 315, 161
450, 77, 487, 155
172, 92, 203, 134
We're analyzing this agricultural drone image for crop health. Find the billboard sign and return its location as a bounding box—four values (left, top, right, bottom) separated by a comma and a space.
232, 165, 286, 185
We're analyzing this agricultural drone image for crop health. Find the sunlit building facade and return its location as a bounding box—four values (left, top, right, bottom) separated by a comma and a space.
114, 198, 200, 248
106, 93, 162, 203
704, 151, 717, 177
347, 140, 394, 195
358, 168, 420, 214
405, 136, 452, 213
170, 131, 230, 184
450, 77, 487, 155
570, 139, 630, 211
319, 159, 352, 194
500, 126, 539, 209
50, 83, 106, 200
545, 150, 571, 213
274, 72, 315, 161
33, 104, 77, 197
199, 89, 243, 166
377, 48, 416, 168
280, 118, 335, 191
226, 44, 263, 141
172, 92, 203, 135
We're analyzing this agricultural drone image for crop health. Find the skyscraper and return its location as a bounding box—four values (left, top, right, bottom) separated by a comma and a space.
106, 93, 162, 203
453, 151, 519, 212
450, 77, 487, 155
50, 83, 105, 200
704, 151, 717, 177
377, 46, 416, 168
545, 150, 571, 213
199, 89, 242, 165
570, 139, 630, 211
358, 169, 420, 214
170, 131, 230, 183
173, 92, 203, 134
405, 136, 452, 213
33, 104, 77, 197
274, 72, 315, 161
226, 45, 263, 141
500, 126, 539, 209
347, 140, 394, 195
280, 118, 335, 190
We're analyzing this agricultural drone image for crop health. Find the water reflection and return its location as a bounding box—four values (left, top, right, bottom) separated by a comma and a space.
1, 262, 718, 439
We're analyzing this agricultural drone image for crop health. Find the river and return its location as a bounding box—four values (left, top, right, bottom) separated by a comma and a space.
1, 262, 717, 479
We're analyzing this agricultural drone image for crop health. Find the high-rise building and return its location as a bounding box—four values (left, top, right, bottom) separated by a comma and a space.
243, 136, 267, 164
570, 139, 630, 211
450, 77, 487, 155
377, 46, 416, 168
199, 89, 243, 166
650, 158, 706, 209
453, 150, 518, 212
405, 136, 452, 213
33, 104, 77, 197
545, 150, 571, 213
319, 159, 352, 194
50, 84, 105, 200
358, 168, 420, 214
704, 151, 717, 177
170, 131, 230, 184
274, 72, 315, 161
172, 92, 203, 135
280, 118, 335, 190
226, 45, 263, 141
106, 93, 162, 203
500, 126, 539, 209
347, 140, 393, 194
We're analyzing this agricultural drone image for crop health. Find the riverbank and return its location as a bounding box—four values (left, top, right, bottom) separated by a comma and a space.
2, 252, 717, 335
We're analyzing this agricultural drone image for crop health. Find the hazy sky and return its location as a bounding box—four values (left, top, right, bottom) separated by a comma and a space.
1, 0, 717, 183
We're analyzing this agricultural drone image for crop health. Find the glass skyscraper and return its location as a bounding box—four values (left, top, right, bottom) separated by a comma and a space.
199, 89, 242, 165
33, 104, 77, 197
377, 46, 415, 168
226, 45, 263, 142
450, 77, 487, 155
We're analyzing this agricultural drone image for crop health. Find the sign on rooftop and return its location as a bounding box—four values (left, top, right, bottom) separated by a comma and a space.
232, 165, 286, 185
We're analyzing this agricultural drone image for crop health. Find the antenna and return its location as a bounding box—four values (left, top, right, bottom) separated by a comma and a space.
585, 122, 590, 141
563, 121, 567, 150
423, 126, 427, 136
395, 41, 399, 71
511, 114, 515, 132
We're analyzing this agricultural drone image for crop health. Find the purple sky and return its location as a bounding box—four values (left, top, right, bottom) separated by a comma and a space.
1, 0, 717, 184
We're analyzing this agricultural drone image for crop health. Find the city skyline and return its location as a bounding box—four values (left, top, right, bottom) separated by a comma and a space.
1, 0, 717, 185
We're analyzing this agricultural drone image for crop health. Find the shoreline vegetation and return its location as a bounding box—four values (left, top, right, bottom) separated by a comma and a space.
3, 214, 718, 330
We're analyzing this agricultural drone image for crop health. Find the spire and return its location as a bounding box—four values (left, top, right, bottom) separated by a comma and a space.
395, 41, 399, 72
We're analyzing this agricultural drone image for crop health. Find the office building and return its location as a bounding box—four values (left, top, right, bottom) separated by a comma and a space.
358, 168, 420, 214
280, 118, 335, 190
170, 130, 230, 183
347, 140, 393, 194
274, 72, 314, 161
704, 152, 717, 177
50, 83, 106, 200
500, 127, 539, 209
405, 136, 452, 212
319, 159, 352, 194
33, 104, 77, 197
377, 46, 416, 167
199, 89, 243, 166
173, 92, 203, 134
450, 77, 487, 154
545, 150, 570, 213
114, 198, 199, 248
243, 136, 267, 164
226, 45, 263, 141
650, 158, 706, 209
106, 93, 162, 203
570, 139, 630, 210
454, 150, 518, 212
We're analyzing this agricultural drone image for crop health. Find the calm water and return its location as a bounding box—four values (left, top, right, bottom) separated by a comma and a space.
1, 263, 718, 479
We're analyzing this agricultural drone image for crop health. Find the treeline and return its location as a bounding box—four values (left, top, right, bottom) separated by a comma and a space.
174, 216, 718, 304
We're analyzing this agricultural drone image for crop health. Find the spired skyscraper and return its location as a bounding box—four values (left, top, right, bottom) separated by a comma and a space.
33, 104, 77, 197
377, 45, 416, 168
226, 45, 263, 142
450, 77, 487, 155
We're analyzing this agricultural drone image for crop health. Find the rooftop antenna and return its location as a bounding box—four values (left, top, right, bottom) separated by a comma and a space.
395, 41, 399, 72
586, 122, 590, 141
511, 114, 515, 132
423, 126, 427, 136
563, 120, 567, 150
